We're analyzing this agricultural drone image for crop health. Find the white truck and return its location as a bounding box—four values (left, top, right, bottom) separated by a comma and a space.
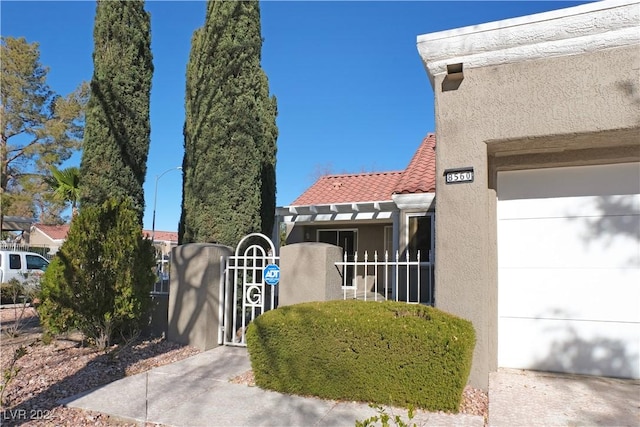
0, 249, 50, 285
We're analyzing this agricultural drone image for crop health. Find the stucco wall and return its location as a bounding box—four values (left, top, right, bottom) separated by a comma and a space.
167, 243, 233, 350
426, 43, 640, 388
279, 243, 344, 305
27, 230, 60, 255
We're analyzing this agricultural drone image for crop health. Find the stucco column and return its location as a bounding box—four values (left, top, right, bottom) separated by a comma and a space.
432, 129, 497, 390
167, 243, 233, 351
279, 242, 343, 306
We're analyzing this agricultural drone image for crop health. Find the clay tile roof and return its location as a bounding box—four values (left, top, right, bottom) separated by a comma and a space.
291, 171, 404, 205
291, 133, 437, 206
34, 224, 178, 243
34, 223, 69, 240
393, 133, 436, 194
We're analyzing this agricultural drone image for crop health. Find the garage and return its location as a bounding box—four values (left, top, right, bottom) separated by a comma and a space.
497, 163, 640, 379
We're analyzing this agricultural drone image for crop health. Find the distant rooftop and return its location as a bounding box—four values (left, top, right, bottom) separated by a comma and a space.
33, 223, 178, 243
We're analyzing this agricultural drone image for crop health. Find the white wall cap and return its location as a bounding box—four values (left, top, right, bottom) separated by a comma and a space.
417, 0, 640, 84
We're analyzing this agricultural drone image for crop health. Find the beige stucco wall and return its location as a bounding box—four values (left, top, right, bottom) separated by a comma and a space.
279, 243, 344, 305
27, 229, 61, 255
167, 243, 233, 350
424, 41, 639, 388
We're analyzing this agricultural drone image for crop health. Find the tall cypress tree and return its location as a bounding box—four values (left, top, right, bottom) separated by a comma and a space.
80, 0, 153, 223
180, 0, 278, 247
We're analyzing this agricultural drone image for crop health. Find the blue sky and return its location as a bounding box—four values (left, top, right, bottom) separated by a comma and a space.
1, 0, 589, 232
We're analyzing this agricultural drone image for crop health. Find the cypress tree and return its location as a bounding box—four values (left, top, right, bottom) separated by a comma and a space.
80, 0, 153, 223
180, 0, 278, 247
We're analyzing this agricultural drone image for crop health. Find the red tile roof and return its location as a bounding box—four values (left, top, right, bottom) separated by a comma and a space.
291, 134, 436, 206
33, 224, 69, 241
292, 171, 404, 205
394, 133, 436, 194
34, 224, 177, 243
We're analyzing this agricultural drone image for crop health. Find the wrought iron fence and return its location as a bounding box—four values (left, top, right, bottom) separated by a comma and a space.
0, 243, 54, 259
335, 250, 434, 305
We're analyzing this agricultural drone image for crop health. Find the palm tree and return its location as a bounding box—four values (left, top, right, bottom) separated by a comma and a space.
50, 166, 80, 219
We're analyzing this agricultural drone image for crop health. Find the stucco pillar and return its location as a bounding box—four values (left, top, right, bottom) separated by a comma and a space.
431, 128, 497, 391
167, 243, 232, 351
279, 242, 343, 306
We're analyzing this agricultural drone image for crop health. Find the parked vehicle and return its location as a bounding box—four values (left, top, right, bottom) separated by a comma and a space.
0, 249, 49, 285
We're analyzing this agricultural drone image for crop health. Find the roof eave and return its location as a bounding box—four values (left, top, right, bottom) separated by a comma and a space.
277, 200, 398, 217
416, 0, 639, 88
392, 192, 436, 210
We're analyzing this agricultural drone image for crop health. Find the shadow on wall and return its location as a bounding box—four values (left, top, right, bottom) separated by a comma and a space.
568, 194, 640, 267
167, 243, 232, 350
167, 244, 202, 345
532, 321, 638, 380
617, 79, 640, 126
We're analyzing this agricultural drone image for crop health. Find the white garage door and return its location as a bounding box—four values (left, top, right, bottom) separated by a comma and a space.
497, 163, 640, 379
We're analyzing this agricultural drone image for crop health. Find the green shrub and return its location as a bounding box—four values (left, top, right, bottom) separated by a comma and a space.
0, 279, 25, 305
1, 273, 42, 305
246, 300, 475, 413
38, 198, 156, 348
1, 278, 40, 337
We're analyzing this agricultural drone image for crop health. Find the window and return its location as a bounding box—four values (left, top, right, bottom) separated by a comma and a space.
9, 254, 21, 270
407, 213, 434, 262
26, 255, 49, 271
317, 229, 357, 256
317, 229, 357, 286
405, 213, 435, 304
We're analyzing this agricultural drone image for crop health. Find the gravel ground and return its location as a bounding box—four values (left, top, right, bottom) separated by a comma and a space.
1, 306, 488, 426
0, 307, 200, 427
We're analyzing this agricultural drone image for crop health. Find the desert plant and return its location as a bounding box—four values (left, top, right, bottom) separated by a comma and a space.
0, 346, 27, 406
0, 279, 25, 306
0, 275, 40, 337
38, 198, 155, 348
356, 404, 416, 427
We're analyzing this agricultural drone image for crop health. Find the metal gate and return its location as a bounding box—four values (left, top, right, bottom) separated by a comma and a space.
218, 233, 279, 347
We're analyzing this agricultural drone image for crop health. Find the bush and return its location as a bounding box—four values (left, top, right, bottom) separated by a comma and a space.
0, 278, 40, 337
38, 198, 156, 348
0, 279, 26, 305
246, 300, 475, 412
1, 273, 43, 305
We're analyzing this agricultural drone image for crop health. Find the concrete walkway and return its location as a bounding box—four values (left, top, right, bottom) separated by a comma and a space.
64, 346, 640, 427
63, 346, 482, 427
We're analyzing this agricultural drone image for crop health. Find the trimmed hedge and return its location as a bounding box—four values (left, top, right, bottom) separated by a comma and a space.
245, 300, 475, 412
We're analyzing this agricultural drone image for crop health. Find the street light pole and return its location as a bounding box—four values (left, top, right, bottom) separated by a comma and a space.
151, 166, 182, 243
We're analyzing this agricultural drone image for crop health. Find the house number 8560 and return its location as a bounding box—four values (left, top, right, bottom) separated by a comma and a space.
445, 170, 473, 183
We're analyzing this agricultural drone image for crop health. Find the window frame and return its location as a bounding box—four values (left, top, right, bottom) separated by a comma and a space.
405, 212, 434, 262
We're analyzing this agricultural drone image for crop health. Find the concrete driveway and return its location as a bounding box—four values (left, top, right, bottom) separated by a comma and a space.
489, 368, 640, 426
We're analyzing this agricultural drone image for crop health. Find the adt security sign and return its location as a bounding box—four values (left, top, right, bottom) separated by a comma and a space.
263, 264, 280, 286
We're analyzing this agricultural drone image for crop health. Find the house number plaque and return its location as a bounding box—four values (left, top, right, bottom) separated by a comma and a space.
444, 167, 474, 184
